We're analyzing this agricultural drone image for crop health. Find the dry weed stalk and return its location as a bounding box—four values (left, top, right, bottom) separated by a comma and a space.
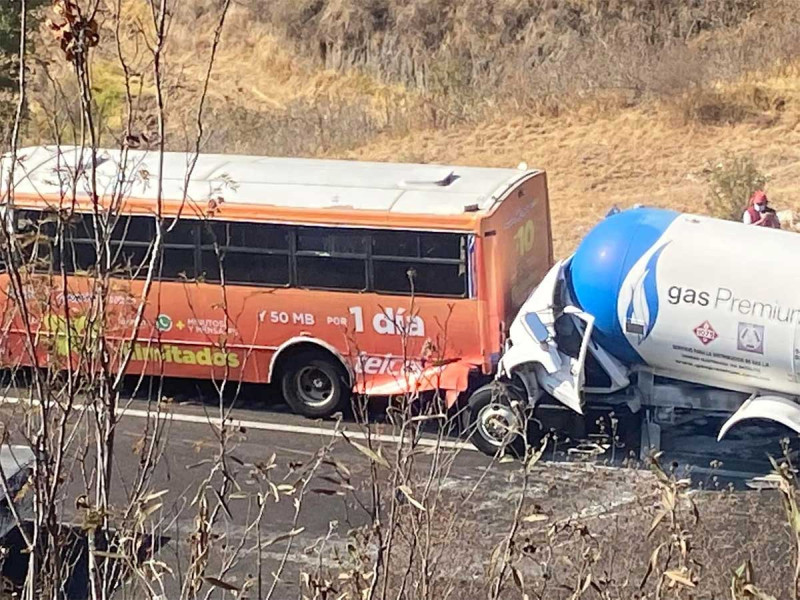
641, 452, 702, 598
766, 443, 800, 600
729, 559, 777, 600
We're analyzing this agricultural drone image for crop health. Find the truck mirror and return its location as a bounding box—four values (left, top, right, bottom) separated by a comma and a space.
523, 312, 549, 343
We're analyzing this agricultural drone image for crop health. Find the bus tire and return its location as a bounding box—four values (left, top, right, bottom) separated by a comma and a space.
280, 351, 350, 418
465, 382, 526, 457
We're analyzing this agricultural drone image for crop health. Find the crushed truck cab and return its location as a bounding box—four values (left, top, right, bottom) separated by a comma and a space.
498, 259, 631, 416
467, 206, 800, 456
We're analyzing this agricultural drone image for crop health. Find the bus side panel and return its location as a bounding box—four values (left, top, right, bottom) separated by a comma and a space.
0, 276, 273, 383
480, 172, 553, 358
0, 274, 30, 370
232, 289, 485, 389
0, 273, 56, 371
122, 285, 483, 381
110, 280, 271, 384
0, 277, 485, 397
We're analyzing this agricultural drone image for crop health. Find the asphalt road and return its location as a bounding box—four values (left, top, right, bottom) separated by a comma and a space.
0, 379, 795, 598
0, 380, 649, 599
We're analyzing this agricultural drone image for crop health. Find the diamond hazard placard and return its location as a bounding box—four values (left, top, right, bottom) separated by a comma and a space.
693, 320, 718, 345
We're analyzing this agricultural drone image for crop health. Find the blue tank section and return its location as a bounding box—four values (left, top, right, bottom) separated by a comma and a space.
566, 207, 679, 364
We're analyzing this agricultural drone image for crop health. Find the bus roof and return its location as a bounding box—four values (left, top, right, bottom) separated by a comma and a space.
3, 146, 541, 220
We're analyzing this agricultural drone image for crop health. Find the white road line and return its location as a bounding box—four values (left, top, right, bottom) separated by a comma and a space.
0, 396, 477, 452
123, 407, 476, 450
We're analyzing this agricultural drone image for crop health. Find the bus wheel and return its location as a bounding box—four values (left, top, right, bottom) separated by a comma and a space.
466, 382, 527, 457
280, 352, 350, 418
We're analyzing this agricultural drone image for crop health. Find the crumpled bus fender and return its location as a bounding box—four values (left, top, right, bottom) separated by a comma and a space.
718, 394, 800, 441
268, 336, 354, 386
356, 358, 474, 407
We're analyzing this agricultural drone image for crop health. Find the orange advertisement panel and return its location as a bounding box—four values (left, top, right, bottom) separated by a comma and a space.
480, 172, 553, 358
0, 274, 483, 399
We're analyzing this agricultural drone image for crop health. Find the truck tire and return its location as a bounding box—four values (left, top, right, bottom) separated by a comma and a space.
465, 382, 527, 457
280, 352, 350, 418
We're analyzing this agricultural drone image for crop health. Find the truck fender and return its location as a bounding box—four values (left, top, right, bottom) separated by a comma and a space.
717, 394, 800, 442
503, 366, 542, 408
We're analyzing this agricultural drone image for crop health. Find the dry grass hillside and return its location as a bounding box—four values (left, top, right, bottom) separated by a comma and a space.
21, 0, 800, 257
341, 80, 800, 257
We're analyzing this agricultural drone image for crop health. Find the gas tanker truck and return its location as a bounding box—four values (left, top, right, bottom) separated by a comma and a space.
465, 206, 800, 457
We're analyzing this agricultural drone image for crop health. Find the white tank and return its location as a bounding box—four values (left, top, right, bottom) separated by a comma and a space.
566, 207, 800, 395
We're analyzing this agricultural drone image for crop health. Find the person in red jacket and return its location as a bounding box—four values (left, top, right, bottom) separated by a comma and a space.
743, 190, 780, 228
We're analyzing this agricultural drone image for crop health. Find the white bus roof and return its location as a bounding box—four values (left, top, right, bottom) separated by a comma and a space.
2, 146, 540, 217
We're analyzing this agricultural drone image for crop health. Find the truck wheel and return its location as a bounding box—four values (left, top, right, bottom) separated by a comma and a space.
280, 352, 350, 418
466, 383, 527, 457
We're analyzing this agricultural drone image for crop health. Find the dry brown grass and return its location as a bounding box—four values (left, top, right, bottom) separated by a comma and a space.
24, 2, 423, 153
336, 67, 800, 258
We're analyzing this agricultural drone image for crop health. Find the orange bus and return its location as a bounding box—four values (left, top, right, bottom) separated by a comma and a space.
0, 145, 552, 417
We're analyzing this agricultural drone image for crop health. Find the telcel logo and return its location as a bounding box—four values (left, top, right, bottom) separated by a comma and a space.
354, 354, 423, 376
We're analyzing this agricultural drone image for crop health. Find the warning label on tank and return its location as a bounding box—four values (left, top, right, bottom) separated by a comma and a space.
737, 322, 764, 354
671, 343, 771, 381
693, 321, 718, 345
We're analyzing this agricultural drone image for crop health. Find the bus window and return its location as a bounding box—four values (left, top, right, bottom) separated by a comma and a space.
15, 210, 56, 272
222, 253, 290, 285
419, 232, 462, 259
296, 228, 367, 254
200, 221, 290, 286
111, 245, 148, 278
296, 228, 367, 291
372, 230, 417, 257
373, 260, 465, 296
372, 231, 467, 297
111, 214, 153, 242
297, 255, 366, 290
161, 219, 197, 281
111, 215, 155, 278
51, 212, 154, 277
210, 221, 289, 251
64, 213, 97, 274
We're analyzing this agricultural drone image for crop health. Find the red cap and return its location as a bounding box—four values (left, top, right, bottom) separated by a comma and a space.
750, 190, 768, 205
